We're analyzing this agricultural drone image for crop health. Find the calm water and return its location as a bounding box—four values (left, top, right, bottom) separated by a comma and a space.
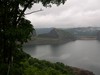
24, 40, 100, 75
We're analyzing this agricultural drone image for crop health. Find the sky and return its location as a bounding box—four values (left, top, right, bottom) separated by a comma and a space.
25, 0, 100, 28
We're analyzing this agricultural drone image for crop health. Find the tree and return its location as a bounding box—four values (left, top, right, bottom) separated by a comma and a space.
0, 0, 66, 75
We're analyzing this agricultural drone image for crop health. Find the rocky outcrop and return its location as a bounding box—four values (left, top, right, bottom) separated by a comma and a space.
72, 67, 95, 75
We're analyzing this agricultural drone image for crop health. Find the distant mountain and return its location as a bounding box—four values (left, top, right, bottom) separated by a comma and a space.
35, 27, 100, 37
38, 28, 76, 40
27, 27, 100, 45
63, 27, 100, 38
25, 28, 76, 45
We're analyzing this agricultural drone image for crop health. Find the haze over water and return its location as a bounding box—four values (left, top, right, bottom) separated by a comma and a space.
24, 40, 100, 75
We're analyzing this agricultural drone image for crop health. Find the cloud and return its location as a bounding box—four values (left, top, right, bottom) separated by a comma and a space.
25, 0, 100, 28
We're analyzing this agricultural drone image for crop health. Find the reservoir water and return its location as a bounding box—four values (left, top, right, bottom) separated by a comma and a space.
24, 40, 100, 75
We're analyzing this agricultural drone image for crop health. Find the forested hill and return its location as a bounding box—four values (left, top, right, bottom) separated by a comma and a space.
38, 28, 76, 40
35, 27, 100, 38
25, 28, 76, 45
26, 27, 100, 45
0, 50, 95, 75
62, 27, 100, 38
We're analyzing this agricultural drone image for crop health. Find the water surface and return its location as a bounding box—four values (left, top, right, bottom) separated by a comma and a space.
24, 40, 100, 75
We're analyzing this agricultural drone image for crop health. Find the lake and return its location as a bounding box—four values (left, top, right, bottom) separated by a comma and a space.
24, 40, 100, 75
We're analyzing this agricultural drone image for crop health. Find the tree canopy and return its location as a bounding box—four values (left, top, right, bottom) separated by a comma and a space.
0, 0, 66, 75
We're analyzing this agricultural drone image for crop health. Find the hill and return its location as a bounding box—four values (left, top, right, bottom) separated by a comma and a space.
25, 28, 76, 45
0, 50, 94, 75
35, 27, 100, 39
38, 28, 76, 40
63, 27, 100, 37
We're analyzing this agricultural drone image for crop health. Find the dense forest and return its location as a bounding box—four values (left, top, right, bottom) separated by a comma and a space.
0, 50, 75, 75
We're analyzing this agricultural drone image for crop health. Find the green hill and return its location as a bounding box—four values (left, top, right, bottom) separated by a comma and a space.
38, 28, 76, 40
0, 50, 94, 75
25, 28, 76, 45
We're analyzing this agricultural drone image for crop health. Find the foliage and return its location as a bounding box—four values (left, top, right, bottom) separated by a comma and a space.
0, 51, 75, 75
0, 0, 66, 75
0, 0, 67, 64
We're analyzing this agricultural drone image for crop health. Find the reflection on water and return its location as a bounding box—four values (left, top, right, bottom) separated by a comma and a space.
24, 40, 100, 75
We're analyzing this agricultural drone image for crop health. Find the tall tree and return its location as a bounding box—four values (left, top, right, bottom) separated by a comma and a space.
0, 0, 66, 75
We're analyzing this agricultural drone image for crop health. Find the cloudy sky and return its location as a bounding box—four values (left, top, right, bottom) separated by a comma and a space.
25, 0, 100, 28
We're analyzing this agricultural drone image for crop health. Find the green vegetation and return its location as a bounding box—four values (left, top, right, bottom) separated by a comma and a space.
0, 50, 75, 75
0, 0, 70, 75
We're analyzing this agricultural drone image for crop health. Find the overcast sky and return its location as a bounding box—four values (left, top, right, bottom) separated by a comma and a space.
25, 0, 100, 28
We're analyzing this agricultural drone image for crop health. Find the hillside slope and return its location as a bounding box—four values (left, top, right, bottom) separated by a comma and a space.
0, 50, 94, 75
25, 28, 76, 45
